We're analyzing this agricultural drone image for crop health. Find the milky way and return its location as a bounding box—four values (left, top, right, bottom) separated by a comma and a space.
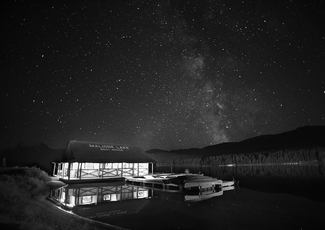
1, 0, 325, 150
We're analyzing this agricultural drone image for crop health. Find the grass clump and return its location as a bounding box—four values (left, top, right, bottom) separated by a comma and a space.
0, 167, 51, 229
0, 167, 122, 230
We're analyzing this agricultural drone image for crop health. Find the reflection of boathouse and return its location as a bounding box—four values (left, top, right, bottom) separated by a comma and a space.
50, 183, 150, 218
52, 141, 155, 183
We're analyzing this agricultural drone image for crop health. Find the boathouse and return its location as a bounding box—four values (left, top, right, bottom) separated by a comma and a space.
53, 140, 155, 182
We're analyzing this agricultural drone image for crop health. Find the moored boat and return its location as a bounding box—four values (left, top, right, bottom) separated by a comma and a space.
185, 190, 224, 202
125, 173, 235, 193
125, 173, 203, 192
184, 185, 235, 202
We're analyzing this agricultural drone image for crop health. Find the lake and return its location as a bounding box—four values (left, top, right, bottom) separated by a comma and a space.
51, 165, 325, 230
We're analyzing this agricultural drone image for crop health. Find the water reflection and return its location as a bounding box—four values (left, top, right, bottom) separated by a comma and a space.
184, 186, 234, 202
50, 182, 151, 218
49, 165, 325, 230
157, 164, 325, 180
50, 181, 235, 219
157, 164, 325, 202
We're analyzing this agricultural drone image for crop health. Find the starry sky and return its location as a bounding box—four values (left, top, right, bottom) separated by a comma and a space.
1, 0, 325, 151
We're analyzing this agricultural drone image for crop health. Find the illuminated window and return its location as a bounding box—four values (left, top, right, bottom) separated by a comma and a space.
84, 163, 100, 169
136, 189, 148, 198
123, 163, 133, 168
139, 163, 148, 168
138, 191, 146, 198
103, 194, 111, 201
82, 196, 92, 204
112, 163, 121, 168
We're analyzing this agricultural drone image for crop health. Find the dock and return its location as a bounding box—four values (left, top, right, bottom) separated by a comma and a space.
125, 173, 235, 193
125, 174, 189, 192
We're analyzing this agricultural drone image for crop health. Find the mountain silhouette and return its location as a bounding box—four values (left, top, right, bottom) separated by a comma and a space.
1, 126, 324, 173
146, 126, 325, 157
0, 143, 65, 173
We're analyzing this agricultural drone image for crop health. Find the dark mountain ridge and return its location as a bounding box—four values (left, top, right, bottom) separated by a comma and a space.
1, 126, 324, 173
146, 125, 325, 157
0, 142, 65, 173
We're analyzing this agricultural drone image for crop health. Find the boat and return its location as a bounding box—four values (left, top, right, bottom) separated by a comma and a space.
184, 186, 235, 202
125, 173, 235, 192
185, 190, 224, 202
125, 173, 200, 192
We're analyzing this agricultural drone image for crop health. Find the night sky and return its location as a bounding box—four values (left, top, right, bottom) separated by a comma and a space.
2, 0, 325, 151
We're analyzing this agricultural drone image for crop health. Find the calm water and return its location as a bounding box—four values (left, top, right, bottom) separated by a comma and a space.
52, 165, 325, 230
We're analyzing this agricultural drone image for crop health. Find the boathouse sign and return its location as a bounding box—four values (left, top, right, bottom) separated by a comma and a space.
88, 144, 129, 151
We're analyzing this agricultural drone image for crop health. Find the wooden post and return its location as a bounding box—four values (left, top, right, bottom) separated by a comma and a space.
62, 163, 66, 178
58, 187, 62, 201
64, 187, 68, 205
75, 189, 77, 205
52, 163, 56, 176
121, 162, 123, 177
67, 163, 71, 180
98, 163, 100, 178
56, 163, 59, 177
76, 188, 80, 205
79, 163, 82, 180
102, 163, 104, 179
76, 162, 80, 179
60, 163, 63, 177
60, 163, 63, 178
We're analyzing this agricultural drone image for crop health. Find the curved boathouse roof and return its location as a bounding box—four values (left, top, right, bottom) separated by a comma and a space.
62, 140, 155, 163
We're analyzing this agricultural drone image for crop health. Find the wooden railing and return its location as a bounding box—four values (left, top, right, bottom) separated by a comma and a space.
74, 167, 149, 179
80, 169, 99, 178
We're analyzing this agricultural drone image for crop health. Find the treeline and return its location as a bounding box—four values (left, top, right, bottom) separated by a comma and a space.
148, 151, 202, 166
202, 147, 325, 166
156, 164, 325, 180
148, 147, 325, 166
203, 164, 325, 180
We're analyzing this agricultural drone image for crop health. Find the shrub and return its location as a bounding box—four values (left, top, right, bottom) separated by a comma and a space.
23, 166, 51, 184
0, 167, 51, 218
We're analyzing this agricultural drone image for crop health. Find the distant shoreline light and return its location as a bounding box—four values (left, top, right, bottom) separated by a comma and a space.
219, 162, 313, 167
